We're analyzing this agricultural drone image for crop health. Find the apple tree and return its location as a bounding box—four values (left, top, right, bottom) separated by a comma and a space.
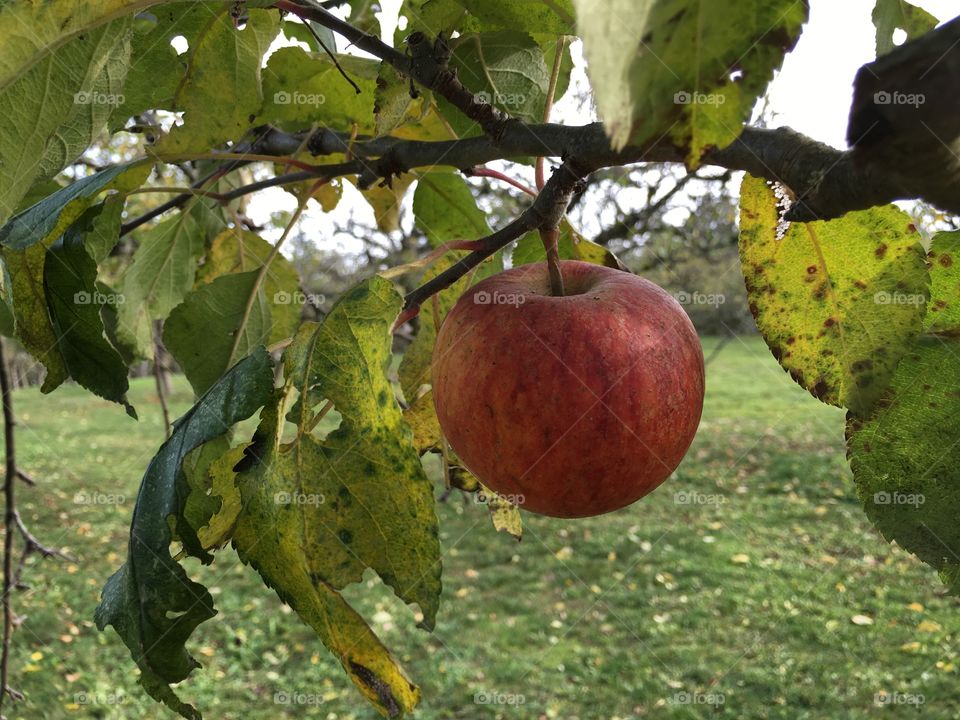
0, 0, 957, 717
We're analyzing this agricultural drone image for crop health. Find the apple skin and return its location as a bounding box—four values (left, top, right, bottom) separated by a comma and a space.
431, 260, 705, 518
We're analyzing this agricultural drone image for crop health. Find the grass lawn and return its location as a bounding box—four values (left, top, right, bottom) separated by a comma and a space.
5, 335, 959, 719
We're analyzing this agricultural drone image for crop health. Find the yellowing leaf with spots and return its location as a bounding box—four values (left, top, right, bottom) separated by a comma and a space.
923, 231, 960, 333
739, 175, 928, 416
232, 276, 440, 717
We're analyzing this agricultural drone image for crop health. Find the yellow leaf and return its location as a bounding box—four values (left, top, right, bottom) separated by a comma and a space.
917, 620, 942, 633
851, 614, 874, 626
731, 553, 750, 564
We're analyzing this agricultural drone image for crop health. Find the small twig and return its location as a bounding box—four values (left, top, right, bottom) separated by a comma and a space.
464, 167, 537, 197
301, 13, 361, 94
536, 36, 566, 191
0, 338, 16, 713
13, 472, 33, 488
152, 323, 171, 440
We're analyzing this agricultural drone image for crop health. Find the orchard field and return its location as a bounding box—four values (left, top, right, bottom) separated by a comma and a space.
8, 336, 959, 719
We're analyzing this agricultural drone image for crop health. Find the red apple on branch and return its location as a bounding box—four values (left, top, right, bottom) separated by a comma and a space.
432, 260, 705, 518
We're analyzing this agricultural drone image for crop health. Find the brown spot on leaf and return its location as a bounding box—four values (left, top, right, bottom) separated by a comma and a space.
875, 244, 888, 259
939, 253, 953, 267
824, 317, 837, 328
854, 280, 868, 290
806, 265, 817, 274
349, 662, 402, 717
810, 379, 831, 399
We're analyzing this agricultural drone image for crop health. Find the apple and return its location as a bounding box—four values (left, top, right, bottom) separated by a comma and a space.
431, 260, 705, 518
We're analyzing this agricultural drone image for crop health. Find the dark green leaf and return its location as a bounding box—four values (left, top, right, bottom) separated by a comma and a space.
43, 204, 134, 415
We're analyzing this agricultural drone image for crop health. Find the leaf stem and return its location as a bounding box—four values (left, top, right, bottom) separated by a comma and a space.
540, 227, 565, 296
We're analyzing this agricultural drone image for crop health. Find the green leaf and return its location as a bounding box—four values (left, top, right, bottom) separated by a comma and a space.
455, 0, 575, 33
95, 349, 274, 720
0, 0, 151, 92
258, 47, 378, 132
438, 31, 550, 136
115, 207, 206, 357
83, 195, 125, 264
512, 223, 622, 268
43, 204, 134, 415
923, 231, 960, 334
163, 270, 273, 396
233, 277, 441, 716
738, 175, 928, 416
872, 0, 939, 57
847, 335, 960, 594
0, 4, 136, 221
574, 0, 807, 159
157, 8, 280, 153
412, 171, 490, 246
0, 163, 150, 391
196, 229, 302, 344
0, 161, 150, 251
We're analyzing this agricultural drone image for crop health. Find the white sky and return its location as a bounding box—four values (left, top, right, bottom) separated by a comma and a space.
247, 0, 960, 255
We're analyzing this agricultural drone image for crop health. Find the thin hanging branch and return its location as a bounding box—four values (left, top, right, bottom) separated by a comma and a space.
0, 339, 68, 715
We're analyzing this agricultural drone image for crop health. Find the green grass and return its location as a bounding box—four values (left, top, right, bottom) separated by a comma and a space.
6, 335, 960, 719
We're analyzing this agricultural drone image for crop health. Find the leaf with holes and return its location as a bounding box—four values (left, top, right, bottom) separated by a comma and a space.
95, 349, 274, 720
872, 0, 939, 57
738, 175, 928, 416
232, 276, 440, 716
157, 8, 279, 153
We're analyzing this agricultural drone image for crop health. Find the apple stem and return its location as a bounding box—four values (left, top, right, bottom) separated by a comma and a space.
540, 227, 565, 296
